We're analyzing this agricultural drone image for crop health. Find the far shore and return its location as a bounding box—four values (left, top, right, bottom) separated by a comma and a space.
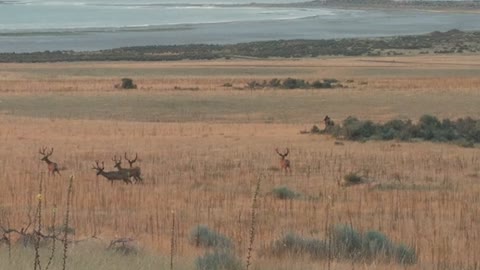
223, 0, 480, 14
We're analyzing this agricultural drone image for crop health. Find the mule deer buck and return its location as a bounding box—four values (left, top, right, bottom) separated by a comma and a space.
92, 161, 132, 185
275, 148, 291, 174
39, 147, 61, 176
112, 153, 143, 183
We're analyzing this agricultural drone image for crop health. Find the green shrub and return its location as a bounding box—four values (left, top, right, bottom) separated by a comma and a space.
282, 77, 308, 89
268, 226, 417, 265
270, 233, 327, 259
332, 225, 363, 259
118, 78, 137, 89
395, 244, 417, 265
195, 250, 243, 270
343, 173, 364, 184
363, 230, 393, 259
190, 225, 232, 249
325, 115, 480, 145
268, 78, 281, 88
272, 186, 299, 200
311, 80, 332, 89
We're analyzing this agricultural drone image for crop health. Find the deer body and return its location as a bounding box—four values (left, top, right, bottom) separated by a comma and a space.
275, 148, 291, 174
93, 161, 132, 185
112, 154, 143, 183
98, 170, 132, 185
39, 147, 60, 176
324, 115, 335, 131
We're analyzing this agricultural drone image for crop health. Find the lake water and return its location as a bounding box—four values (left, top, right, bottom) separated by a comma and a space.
0, 0, 479, 52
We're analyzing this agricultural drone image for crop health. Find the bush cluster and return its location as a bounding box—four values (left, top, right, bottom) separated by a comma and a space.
190, 225, 232, 249
324, 115, 480, 145
269, 225, 416, 265
190, 225, 242, 270
247, 78, 342, 90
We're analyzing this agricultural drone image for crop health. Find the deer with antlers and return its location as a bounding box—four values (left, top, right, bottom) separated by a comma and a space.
92, 161, 132, 185
275, 148, 291, 175
112, 153, 143, 183
39, 147, 61, 176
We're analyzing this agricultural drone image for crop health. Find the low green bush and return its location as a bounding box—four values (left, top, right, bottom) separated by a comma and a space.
272, 186, 299, 200
190, 225, 232, 249
195, 250, 243, 270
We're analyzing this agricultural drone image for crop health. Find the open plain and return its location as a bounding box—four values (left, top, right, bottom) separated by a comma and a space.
1, 55, 480, 269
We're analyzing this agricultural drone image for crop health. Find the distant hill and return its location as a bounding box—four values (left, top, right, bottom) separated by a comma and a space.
1, 29, 479, 63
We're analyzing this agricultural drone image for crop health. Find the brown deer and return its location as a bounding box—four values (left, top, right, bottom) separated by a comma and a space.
324, 115, 335, 131
92, 161, 132, 185
275, 148, 291, 174
39, 147, 61, 176
112, 153, 143, 183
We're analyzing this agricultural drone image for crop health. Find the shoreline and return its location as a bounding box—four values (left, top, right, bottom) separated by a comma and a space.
215, 0, 480, 14
1, 29, 479, 62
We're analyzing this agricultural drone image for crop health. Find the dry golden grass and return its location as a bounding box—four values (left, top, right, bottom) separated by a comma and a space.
1, 55, 480, 269
1, 54, 480, 93
1, 115, 479, 269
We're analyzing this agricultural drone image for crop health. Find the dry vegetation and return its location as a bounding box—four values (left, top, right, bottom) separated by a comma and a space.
0, 55, 480, 269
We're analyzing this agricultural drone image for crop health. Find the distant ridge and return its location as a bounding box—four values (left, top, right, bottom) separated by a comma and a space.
1, 29, 479, 62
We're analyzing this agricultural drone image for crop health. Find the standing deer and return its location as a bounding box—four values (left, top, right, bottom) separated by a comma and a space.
92, 161, 132, 185
39, 147, 61, 176
324, 115, 335, 131
275, 148, 291, 174
112, 153, 143, 183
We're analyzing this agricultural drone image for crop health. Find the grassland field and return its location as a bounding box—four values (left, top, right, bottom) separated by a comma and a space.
0, 55, 480, 269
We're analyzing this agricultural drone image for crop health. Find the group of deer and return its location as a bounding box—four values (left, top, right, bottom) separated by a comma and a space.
39, 147, 143, 185
92, 153, 143, 185
40, 145, 291, 184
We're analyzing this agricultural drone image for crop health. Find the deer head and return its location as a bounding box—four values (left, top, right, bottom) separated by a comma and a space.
92, 161, 105, 176
39, 147, 54, 162
124, 152, 138, 168
112, 155, 123, 170
275, 148, 289, 159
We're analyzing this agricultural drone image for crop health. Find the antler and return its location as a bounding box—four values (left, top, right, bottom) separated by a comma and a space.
124, 152, 138, 167
112, 155, 122, 164
92, 160, 104, 170
276, 148, 289, 157
39, 147, 53, 157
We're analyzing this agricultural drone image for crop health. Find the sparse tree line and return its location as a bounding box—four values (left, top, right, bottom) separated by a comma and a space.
0, 30, 479, 62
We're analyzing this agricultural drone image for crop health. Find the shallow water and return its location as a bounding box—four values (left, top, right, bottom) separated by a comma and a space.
0, 0, 479, 52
